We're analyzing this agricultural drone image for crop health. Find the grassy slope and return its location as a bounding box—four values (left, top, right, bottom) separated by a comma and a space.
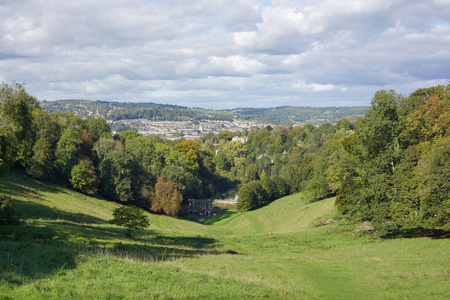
1, 170, 449, 299
205, 193, 336, 234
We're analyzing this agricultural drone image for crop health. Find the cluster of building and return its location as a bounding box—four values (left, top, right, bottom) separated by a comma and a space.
110, 119, 271, 140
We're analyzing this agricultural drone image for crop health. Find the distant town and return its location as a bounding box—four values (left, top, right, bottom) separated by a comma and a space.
108, 119, 275, 139
39, 99, 367, 139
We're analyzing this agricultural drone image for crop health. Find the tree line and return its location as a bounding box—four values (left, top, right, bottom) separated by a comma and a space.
1, 82, 448, 236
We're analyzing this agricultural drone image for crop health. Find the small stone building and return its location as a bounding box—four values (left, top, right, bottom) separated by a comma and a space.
187, 199, 217, 222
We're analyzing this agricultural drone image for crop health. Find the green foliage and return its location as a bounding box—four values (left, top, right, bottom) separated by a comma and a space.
70, 159, 99, 195
336, 84, 450, 236
26, 137, 55, 180
110, 206, 150, 236
416, 137, 450, 231
237, 180, 268, 211
0, 123, 17, 175
4, 82, 448, 238
0, 194, 20, 225
85, 117, 111, 140
1, 170, 449, 299
0, 82, 38, 175
54, 128, 81, 181
175, 140, 201, 173
214, 151, 231, 171
161, 165, 202, 199
262, 175, 289, 201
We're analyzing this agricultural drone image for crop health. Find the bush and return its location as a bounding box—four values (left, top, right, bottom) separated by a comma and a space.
0, 194, 20, 225
110, 206, 150, 236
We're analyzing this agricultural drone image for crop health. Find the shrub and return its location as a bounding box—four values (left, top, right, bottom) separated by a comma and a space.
110, 206, 150, 237
0, 194, 20, 225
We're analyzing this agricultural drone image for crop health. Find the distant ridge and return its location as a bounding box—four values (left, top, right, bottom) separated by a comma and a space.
40, 99, 368, 126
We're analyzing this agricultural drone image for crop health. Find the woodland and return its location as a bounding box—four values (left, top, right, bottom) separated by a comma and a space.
1, 82, 449, 237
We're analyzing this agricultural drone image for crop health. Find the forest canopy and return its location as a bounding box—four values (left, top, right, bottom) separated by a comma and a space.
1, 82, 448, 236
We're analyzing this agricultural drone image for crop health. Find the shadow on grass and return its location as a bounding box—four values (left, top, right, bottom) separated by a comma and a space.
0, 224, 231, 286
105, 241, 223, 262
0, 169, 67, 198
149, 235, 219, 249
203, 210, 238, 225
0, 170, 106, 224
15, 199, 106, 224
0, 238, 76, 285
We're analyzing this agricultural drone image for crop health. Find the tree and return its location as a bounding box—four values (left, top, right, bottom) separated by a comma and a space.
217, 131, 233, 141
0, 82, 38, 175
245, 163, 259, 182
175, 140, 201, 173
263, 175, 289, 201
85, 117, 111, 141
32, 109, 61, 146
214, 151, 231, 171
0, 123, 17, 176
70, 158, 99, 195
110, 206, 150, 237
416, 137, 450, 231
26, 137, 55, 180
336, 117, 353, 131
336, 85, 450, 236
237, 180, 268, 211
161, 165, 201, 199
54, 128, 81, 181
150, 177, 183, 216
0, 195, 20, 226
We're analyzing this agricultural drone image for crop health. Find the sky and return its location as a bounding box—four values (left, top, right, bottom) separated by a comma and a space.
0, 0, 449, 109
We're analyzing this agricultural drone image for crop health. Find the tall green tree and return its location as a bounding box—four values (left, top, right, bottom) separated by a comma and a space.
336, 85, 450, 236
237, 180, 268, 211
85, 117, 111, 141
54, 128, 81, 181
417, 137, 450, 231
175, 140, 201, 173
26, 137, 55, 180
70, 158, 99, 195
0, 82, 38, 175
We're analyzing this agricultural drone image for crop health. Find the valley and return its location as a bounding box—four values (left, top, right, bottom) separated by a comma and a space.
1, 170, 449, 299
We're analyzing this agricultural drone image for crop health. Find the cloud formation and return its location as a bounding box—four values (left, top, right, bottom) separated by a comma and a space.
0, 0, 449, 108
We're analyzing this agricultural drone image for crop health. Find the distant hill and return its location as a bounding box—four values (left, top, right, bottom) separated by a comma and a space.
229, 106, 368, 125
39, 99, 368, 125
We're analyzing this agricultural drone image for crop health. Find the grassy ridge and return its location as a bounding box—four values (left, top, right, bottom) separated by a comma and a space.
1, 170, 449, 299
206, 193, 336, 234
0, 169, 119, 223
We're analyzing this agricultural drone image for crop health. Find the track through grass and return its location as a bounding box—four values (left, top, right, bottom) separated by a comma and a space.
1, 170, 449, 299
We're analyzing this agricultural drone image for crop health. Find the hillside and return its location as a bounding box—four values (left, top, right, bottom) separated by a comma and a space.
229, 106, 368, 125
1, 170, 449, 299
39, 99, 367, 126
206, 193, 336, 234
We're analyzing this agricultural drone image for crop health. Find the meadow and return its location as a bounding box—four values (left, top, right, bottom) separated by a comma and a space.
1, 169, 449, 299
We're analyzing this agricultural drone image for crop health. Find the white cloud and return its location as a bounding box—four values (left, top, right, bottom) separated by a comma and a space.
0, 0, 449, 109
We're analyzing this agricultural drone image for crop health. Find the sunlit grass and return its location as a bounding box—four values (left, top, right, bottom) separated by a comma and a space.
1, 169, 449, 299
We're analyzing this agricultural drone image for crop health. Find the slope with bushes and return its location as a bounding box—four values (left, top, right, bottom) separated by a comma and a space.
1, 170, 449, 299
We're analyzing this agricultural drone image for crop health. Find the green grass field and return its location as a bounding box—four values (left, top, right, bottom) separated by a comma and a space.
1, 169, 449, 299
